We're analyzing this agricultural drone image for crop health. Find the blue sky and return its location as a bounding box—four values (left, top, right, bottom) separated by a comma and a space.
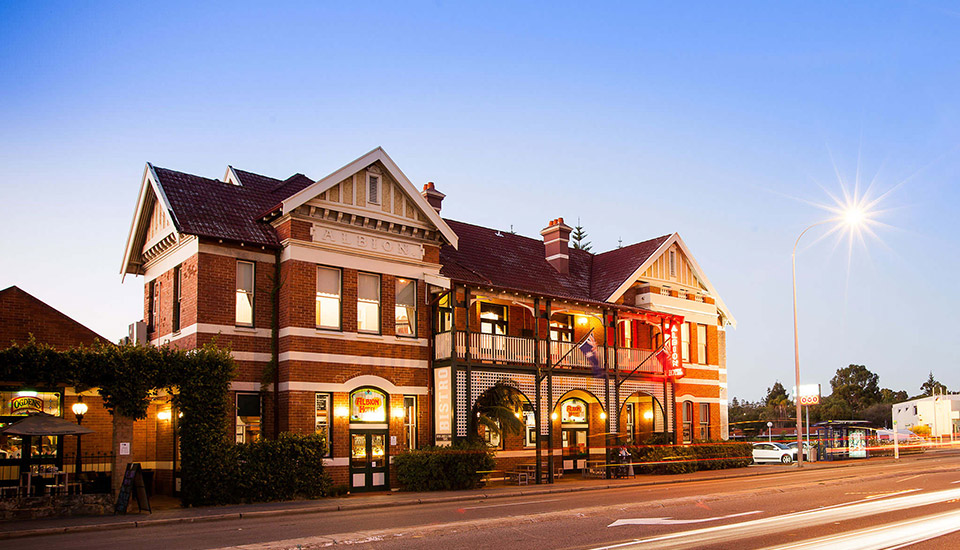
2, 2, 959, 401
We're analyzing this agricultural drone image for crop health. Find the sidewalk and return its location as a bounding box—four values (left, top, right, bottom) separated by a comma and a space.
0, 458, 882, 540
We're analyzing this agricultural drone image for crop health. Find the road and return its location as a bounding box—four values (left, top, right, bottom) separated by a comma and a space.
18, 451, 960, 550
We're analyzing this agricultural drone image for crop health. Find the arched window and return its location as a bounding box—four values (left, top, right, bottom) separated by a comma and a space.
349, 388, 387, 423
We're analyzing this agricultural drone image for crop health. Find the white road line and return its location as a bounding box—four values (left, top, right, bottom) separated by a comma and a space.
763, 509, 960, 550
895, 474, 922, 483
609, 511, 761, 527
589, 487, 960, 550
460, 498, 561, 510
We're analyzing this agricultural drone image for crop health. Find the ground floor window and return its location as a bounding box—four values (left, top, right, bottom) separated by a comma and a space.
315, 393, 332, 455
1, 389, 63, 462
523, 404, 537, 447
236, 392, 261, 443
403, 396, 417, 450
682, 401, 693, 443
699, 403, 710, 440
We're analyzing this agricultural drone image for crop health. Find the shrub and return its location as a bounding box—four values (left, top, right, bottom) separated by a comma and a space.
630, 442, 752, 474
395, 441, 496, 491
235, 433, 332, 502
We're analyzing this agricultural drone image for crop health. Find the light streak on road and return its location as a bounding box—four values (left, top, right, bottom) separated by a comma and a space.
609, 511, 761, 526
592, 487, 960, 550
763, 509, 960, 550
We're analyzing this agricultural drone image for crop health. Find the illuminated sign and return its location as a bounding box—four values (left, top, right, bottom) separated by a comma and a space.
434, 367, 453, 445
349, 389, 386, 423
10, 396, 43, 415
795, 384, 821, 406
663, 320, 685, 379
560, 398, 588, 423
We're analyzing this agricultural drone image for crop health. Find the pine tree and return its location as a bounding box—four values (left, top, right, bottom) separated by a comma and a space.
571, 219, 592, 251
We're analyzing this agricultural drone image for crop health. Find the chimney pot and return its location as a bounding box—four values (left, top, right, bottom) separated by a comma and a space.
421, 181, 445, 213
540, 217, 572, 274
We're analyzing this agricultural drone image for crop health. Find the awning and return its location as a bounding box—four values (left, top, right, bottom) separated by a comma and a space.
0, 413, 95, 436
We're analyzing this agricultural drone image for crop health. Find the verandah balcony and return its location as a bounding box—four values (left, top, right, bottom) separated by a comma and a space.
433, 331, 662, 375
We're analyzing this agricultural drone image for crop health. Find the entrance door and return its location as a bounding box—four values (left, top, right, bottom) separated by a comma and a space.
350, 431, 388, 492
561, 428, 588, 471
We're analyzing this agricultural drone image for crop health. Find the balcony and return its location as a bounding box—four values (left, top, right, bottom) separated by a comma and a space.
433, 331, 663, 375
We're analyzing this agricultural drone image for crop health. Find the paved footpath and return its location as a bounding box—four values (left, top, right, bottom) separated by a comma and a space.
0, 458, 875, 540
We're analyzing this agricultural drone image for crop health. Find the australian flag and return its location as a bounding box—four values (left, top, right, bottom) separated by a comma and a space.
579, 333, 603, 378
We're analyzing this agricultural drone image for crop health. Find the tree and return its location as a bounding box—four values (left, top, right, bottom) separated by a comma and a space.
571, 219, 592, 251
763, 381, 792, 422
920, 372, 948, 397
829, 364, 881, 416
879, 388, 908, 403
469, 380, 525, 444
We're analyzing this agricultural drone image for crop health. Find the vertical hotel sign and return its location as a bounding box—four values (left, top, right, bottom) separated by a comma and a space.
663, 318, 685, 379
434, 367, 453, 445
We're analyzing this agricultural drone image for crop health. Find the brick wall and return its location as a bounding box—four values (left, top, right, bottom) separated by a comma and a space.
0, 286, 107, 349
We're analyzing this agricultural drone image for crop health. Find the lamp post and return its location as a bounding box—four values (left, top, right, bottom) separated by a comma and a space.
792, 208, 865, 468
71, 396, 88, 477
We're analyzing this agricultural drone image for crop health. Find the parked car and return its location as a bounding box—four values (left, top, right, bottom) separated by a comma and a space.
785, 441, 813, 451
752, 442, 798, 464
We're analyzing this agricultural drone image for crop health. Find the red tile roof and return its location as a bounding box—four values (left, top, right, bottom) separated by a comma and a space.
440, 219, 670, 303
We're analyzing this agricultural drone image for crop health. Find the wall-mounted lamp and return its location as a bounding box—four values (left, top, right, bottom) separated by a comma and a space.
643, 411, 654, 420
576, 316, 588, 326
392, 407, 406, 419
599, 412, 607, 420
551, 412, 559, 421
334, 406, 349, 418
157, 410, 172, 421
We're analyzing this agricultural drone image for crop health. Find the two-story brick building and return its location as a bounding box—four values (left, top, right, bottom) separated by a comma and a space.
120, 147, 735, 491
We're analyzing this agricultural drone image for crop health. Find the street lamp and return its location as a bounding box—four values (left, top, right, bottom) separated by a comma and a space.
792, 208, 866, 467
71, 396, 88, 478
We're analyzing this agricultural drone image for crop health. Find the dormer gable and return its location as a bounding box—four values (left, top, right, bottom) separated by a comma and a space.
120, 163, 180, 278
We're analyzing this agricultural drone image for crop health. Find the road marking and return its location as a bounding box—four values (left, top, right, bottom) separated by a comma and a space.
460, 498, 560, 510
896, 474, 922, 483
609, 511, 761, 527
589, 487, 960, 550
760, 509, 960, 550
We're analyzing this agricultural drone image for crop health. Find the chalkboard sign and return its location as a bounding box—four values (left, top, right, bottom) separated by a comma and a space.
114, 462, 151, 515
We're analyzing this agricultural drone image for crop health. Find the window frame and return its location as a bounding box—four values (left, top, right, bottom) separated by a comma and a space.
236, 260, 256, 328
147, 279, 156, 333
435, 292, 452, 334
479, 302, 507, 335
699, 403, 710, 440
681, 322, 691, 362
697, 324, 707, 364
682, 401, 693, 444
403, 395, 417, 450
357, 272, 382, 334
367, 171, 381, 205
523, 404, 537, 447
550, 314, 574, 343
625, 402, 636, 439
235, 392, 261, 444
394, 278, 417, 338
315, 392, 333, 457
172, 264, 182, 333
315, 265, 343, 331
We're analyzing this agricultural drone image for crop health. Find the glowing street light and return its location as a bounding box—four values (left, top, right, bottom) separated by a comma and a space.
792, 204, 870, 467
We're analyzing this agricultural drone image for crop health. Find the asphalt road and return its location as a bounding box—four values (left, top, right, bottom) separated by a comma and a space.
17, 452, 960, 550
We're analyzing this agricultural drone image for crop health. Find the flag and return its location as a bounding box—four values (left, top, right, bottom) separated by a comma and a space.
655, 348, 671, 372
579, 333, 603, 377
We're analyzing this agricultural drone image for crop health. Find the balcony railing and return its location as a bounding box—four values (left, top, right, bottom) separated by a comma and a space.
435, 331, 662, 375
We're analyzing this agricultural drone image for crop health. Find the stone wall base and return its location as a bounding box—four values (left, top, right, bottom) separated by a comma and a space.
0, 494, 114, 521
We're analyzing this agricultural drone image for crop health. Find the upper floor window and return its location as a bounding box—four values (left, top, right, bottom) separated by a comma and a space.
681, 322, 691, 362
172, 264, 182, 333
550, 314, 573, 343
621, 320, 633, 348
435, 293, 452, 333
147, 280, 157, 333
236, 261, 255, 327
357, 273, 381, 333
479, 302, 507, 335
395, 278, 417, 337
367, 173, 380, 205
316, 266, 341, 330
697, 324, 707, 364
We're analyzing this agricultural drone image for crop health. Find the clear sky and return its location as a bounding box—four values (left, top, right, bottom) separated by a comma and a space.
2, 2, 958, 401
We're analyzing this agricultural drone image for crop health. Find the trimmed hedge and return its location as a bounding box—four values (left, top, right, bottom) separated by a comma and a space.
395, 441, 496, 491
629, 442, 752, 474
234, 433, 332, 502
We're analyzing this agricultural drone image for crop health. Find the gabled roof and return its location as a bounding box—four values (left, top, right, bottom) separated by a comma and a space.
0, 286, 109, 349
591, 235, 672, 300
281, 147, 459, 249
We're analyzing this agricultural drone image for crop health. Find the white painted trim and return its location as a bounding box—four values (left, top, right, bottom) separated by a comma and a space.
676, 378, 720, 386
150, 323, 198, 347
197, 242, 276, 263
281, 351, 429, 369
198, 323, 272, 338
231, 382, 264, 392
142, 236, 199, 281
424, 274, 451, 289
493, 449, 538, 458
121, 163, 181, 277
279, 327, 428, 347
281, 377, 428, 395
281, 147, 459, 248
232, 351, 272, 362
282, 242, 442, 280
323, 457, 349, 467
545, 253, 569, 261
675, 395, 723, 404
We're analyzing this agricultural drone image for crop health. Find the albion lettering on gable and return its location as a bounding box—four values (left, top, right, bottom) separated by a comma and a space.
312, 226, 424, 260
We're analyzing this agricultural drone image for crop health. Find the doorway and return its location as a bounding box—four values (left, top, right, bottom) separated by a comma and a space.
561, 428, 588, 472
349, 430, 388, 492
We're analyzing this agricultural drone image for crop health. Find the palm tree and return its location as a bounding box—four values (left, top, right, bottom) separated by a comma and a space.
469, 380, 526, 444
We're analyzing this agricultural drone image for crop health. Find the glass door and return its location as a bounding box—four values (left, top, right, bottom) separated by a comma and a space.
562, 428, 588, 472
349, 431, 389, 492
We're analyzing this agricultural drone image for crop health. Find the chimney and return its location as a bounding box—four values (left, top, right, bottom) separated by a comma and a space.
421, 182, 445, 213
540, 217, 572, 274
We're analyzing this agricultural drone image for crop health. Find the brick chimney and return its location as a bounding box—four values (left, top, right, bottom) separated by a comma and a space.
421, 182, 445, 213
540, 217, 572, 274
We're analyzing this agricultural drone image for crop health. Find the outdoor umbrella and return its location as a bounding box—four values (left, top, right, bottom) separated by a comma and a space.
0, 412, 94, 436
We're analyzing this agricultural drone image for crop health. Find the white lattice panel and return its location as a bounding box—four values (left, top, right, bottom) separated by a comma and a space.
549, 375, 615, 431
618, 381, 668, 432
456, 371, 468, 437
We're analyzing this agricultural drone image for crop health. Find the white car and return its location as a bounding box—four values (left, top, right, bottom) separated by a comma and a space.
753, 442, 797, 464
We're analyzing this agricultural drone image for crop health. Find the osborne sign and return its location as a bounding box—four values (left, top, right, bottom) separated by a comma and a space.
795, 384, 821, 406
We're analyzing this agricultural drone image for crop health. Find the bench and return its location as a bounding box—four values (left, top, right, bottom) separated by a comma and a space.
506, 470, 529, 485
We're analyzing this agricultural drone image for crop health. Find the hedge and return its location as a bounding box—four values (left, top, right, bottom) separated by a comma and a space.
394, 441, 496, 491
629, 442, 752, 474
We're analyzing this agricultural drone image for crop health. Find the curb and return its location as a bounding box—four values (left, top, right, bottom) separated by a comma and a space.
0, 458, 918, 540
